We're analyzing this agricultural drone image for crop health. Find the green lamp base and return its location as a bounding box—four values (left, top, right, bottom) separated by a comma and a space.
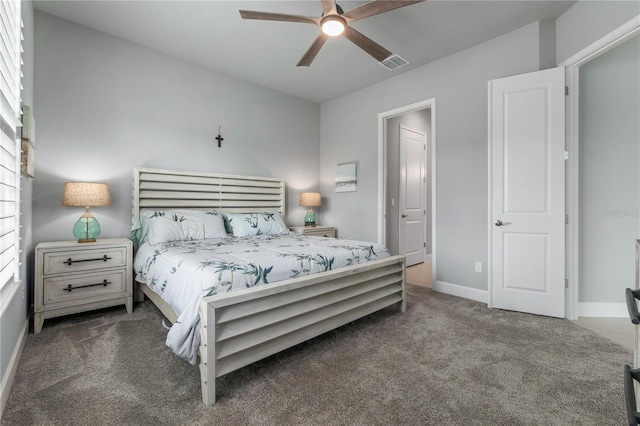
73, 213, 101, 243
304, 209, 316, 227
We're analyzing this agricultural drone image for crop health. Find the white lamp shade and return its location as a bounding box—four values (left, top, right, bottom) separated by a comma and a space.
300, 192, 322, 207
62, 182, 111, 207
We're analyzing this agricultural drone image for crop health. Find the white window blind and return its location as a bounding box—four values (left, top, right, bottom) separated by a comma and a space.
0, 0, 22, 290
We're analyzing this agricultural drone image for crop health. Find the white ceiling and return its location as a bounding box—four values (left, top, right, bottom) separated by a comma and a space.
33, 1, 575, 104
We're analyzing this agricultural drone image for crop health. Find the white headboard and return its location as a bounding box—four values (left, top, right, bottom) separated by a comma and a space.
132, 167, 286, 222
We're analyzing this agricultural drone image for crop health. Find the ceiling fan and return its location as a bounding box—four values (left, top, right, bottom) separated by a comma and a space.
239, 0, 424, 67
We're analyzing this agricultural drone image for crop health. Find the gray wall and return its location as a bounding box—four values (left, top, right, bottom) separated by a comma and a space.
579, 35, 640, 303
320, 22, 543, 290
556, 1, 640, 63
1, 0, 34, 402
385, 109, 432, 257
32, 11, 321, 246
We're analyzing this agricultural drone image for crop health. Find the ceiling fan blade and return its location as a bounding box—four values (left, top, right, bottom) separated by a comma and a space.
297, 34, 330, 67
342, 0, 424, 22
342, 26, 392, 62
239, 10, 319, 25
320, 0, 336, 15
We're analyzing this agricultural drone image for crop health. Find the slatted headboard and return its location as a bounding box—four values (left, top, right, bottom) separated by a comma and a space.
132, 167, 286, 222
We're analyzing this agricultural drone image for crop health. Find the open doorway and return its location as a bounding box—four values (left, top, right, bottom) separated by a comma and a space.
576, 35, 639, 318
378, 99, 436, 288
562, 16, 639, 320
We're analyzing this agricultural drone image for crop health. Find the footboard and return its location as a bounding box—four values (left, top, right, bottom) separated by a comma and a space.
197, 255, 406, 405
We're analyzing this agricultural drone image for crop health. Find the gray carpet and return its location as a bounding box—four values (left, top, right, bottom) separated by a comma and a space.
2, 285, 632, 425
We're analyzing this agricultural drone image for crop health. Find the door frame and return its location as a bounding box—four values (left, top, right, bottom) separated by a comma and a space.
560, 15, 640, 320
378, 98, 436, 281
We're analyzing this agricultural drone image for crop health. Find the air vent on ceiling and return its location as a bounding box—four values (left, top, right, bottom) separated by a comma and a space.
379, 54, 409, 71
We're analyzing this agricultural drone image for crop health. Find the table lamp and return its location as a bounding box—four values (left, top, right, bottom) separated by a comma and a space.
300, 192, 321, 227
62, 182, 111, 243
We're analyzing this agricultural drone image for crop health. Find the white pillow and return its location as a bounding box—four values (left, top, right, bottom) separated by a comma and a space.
225, 212, 289, 237
147, 216, 183, 245
145, 210, 228, 245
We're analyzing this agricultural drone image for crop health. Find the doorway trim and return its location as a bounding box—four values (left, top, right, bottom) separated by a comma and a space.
378, 98, 436, 283
560, 15, 640, 320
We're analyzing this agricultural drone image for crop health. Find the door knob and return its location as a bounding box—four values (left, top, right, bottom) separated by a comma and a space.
494, 220, 504, 226
402, 214, 408, 218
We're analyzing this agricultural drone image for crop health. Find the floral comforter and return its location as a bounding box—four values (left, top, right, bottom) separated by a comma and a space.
133, 233, 390, 364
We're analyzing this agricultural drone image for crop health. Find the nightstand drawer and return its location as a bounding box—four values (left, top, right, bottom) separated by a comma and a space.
43, 246, 128, 275
289, 226, 335, 238
304, 230, 334, 237
43, 269, 127, 305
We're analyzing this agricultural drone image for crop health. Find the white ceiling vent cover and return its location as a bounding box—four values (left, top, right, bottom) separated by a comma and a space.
380, 54, 409, 71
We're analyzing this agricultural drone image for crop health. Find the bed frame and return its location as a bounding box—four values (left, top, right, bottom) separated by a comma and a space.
132, 167, 406, 405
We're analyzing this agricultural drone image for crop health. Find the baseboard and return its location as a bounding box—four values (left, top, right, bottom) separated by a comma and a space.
424, 254, 432, 262
433, 280, 488, 304
0, 319, 28, 418
578, 302, 628, 318
431, 284, 627, 317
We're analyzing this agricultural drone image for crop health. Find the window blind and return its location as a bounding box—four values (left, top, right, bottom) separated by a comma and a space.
0, 0, 22, 289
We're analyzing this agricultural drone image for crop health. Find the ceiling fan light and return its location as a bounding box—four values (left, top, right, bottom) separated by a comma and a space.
321, 18, 345, 36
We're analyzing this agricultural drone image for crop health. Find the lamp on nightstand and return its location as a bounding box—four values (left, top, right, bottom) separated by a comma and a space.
300, 192, 321, 227
62, 182, 111, 243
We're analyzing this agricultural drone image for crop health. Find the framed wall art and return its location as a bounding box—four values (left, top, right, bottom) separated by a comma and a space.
335, 162, 357, 193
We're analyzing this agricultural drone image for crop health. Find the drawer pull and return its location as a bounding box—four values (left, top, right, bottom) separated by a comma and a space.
64, 255, 112, 265
64, 279, 111, 292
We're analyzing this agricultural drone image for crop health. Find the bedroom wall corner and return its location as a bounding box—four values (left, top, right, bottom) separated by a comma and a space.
538, 19, 557, 70
32, 11, 321, 246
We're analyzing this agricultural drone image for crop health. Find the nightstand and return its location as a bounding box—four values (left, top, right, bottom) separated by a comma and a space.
289, 225, 335, 238
34, 238, 133, 334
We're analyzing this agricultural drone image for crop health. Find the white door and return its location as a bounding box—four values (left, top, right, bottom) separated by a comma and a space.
399, 125, 426, 266
488, 67, 565, 318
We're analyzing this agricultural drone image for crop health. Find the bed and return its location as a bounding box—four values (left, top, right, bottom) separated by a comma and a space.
131, 167, 406, 405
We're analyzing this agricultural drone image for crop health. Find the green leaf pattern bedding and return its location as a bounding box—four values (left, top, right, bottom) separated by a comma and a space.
133, 233, 390, 364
